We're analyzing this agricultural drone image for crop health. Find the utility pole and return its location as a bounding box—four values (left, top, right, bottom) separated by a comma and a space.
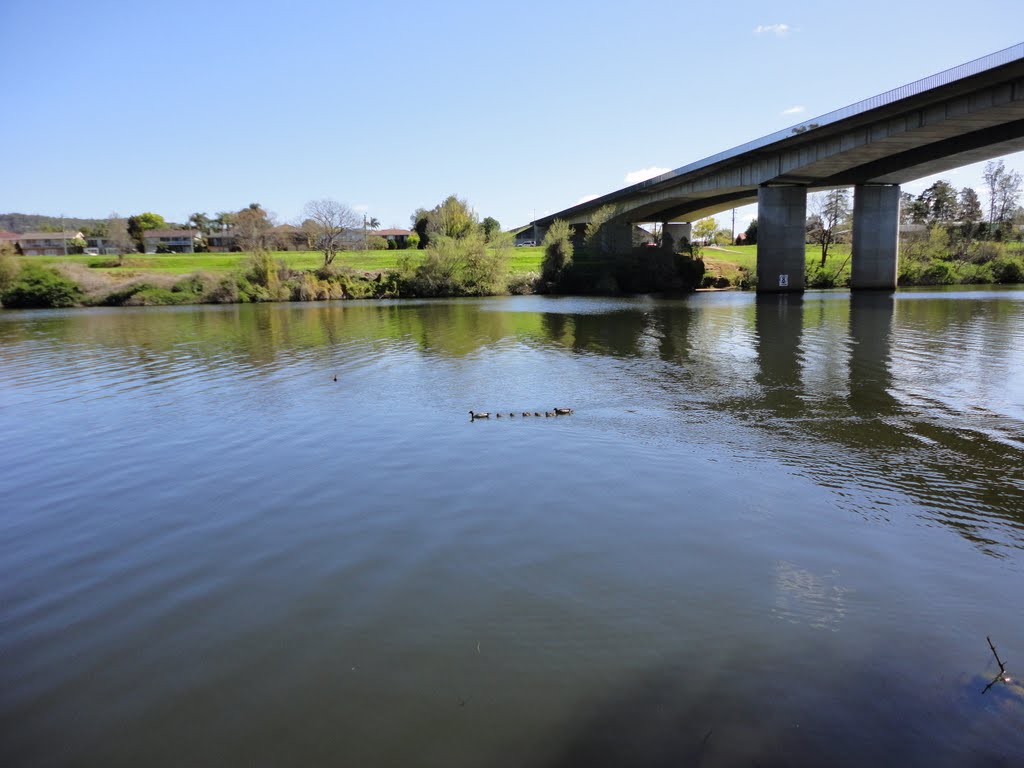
363, 214, 368, 251
61, 214, 67, 256
731, 208, 736, 244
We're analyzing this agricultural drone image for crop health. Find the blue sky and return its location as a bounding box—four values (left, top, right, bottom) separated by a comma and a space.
2, 0, 1022, 232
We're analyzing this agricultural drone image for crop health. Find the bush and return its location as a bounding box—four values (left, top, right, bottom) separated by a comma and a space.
507, 272, 539, 295
1, 264, 83, 308
0, 254, 18, 292
541, 220, 574, 284
991, 256, 1024, 284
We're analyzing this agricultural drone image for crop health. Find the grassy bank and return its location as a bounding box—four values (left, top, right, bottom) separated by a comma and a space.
25, 247, 546, 278
701, 240, 1024, 288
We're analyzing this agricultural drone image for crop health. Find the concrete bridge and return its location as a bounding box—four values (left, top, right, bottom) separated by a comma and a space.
531, 44, 1024, 292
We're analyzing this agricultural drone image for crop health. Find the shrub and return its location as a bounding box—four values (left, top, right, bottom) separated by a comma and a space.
507, 272, 539, 295
541, 219, 574, 284
1, 264, 83, 308
0, 254, 19, 292
991, 256, 1024, 284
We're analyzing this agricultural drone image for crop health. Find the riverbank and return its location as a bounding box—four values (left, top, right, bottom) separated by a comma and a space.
2, 240, 1022, 309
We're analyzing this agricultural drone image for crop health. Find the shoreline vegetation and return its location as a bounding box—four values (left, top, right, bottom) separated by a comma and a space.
2, 239, 1023, 310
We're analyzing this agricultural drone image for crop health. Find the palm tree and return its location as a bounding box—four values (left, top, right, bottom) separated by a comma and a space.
368, 217, 381, 230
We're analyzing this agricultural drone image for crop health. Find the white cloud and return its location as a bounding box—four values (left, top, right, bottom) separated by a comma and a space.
576, 194, 600, 205
754, 23, 791, 36
782, 105, 805, 115
624, 166, 670, 185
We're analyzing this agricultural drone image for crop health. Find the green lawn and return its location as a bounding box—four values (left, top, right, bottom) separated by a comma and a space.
25, 246, 546, 279
702, 244, 853, 278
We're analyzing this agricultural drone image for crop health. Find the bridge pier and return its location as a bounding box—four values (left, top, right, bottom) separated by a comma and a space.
664, 222, 691, 250
851, 184, 900, 290
757, 185, 807, 293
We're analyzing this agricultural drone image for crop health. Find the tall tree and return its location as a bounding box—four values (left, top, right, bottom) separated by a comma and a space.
807, 188, 851, 266
983, 159, 1024, 225
410, 208, 430, 249
303, 199, 360, 266
919, 180, 958, 223
957, 187, 983, 225
188, 212, 212, 234
480, 216, 501, 242
541, 219, 573, 284
427, 195, 477, 239
127, 212, 167, 250
233, 205, 273, 253
106, 213, 134, 258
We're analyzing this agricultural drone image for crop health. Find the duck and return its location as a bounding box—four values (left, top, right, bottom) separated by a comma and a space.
553, 407, 574, 415
469, 411, 490, 419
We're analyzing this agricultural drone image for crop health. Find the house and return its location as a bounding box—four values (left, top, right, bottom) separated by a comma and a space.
16, 231, 85, 256
206, 231, 237, 252
84, 237, 123, 255
375, 228, 412, 247
143, 229, 195, 253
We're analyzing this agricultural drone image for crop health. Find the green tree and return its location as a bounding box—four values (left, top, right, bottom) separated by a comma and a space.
958, 187, 983, 224
983, 159, 1023, 231
127, 212, 167, 249
188, 212, 212, 234
427, 195, 477, 239
481, 216, 501, 242
540, 219, 574, 284
743, 218, 758, 245
692, 217, 718, 245
410, 208, 430, 248
583, 205, 616, 256
919, 180, 958, 223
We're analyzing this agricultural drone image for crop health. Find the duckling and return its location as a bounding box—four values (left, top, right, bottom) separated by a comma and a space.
545, 411, 555, 417
509, 413, 515, 418
469, 411, 490, 419
333, 375, 337, 382
553, 407, 574, 415
496, 413, 502, 418
522, 412, 531, 417
534, 412, 542, 417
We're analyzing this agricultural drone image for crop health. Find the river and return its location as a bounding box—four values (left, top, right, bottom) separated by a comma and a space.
1, 289, 1023, 767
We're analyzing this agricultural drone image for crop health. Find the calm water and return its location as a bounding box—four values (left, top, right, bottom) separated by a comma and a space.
2, 290, 1023, 767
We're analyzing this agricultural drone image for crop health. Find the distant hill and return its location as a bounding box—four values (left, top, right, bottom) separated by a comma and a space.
0, 213, 110, 234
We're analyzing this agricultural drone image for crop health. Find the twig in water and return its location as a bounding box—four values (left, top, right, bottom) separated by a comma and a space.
982, 635, 1010, 694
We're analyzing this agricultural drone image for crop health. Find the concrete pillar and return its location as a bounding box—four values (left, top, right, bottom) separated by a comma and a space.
532, 222, 548, 246
664, 222, 691, 250
603, 220, 633, 253
851, 184, 900, 290
757, 185, 807, 293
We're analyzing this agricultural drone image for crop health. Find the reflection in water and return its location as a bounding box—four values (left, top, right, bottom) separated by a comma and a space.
2, 293, 1024, 767
772, 560, 850, 632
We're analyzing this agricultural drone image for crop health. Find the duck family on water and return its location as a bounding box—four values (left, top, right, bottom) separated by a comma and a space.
469, 408, 573, 420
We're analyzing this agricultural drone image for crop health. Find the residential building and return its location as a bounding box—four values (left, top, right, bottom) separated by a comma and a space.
143, 229, 195, 254
16, 231, 85, 256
